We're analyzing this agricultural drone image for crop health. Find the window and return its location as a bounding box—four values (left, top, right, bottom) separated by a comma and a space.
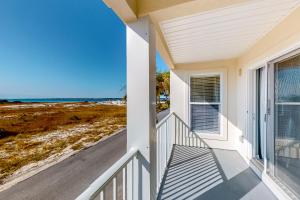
190, 75, 221, 134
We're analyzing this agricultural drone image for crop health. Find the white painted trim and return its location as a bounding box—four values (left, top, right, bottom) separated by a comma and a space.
240, 152, 294, 200
186, 69, 228, 141
267, 47, 300, 65
245, 41, 300, 70
249, 159, 263, 179
246, 65, 268, 166
261, 173, 294, 200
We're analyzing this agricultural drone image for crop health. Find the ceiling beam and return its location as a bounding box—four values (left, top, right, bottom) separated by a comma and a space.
138, 0, 194, 16
103, 0, 137, 22
140, 0, 252, 22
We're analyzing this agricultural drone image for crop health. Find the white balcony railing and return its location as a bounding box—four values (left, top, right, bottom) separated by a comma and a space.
156, 113, 174, 193
156, 112, 208, 193
76, 148, 139, 200
77, 112, 208, 200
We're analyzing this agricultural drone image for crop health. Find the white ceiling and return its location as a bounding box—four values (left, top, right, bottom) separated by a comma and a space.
160, 0, 300, 64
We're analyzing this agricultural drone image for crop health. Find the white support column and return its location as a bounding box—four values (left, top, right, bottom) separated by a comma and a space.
126, 17, 156, 200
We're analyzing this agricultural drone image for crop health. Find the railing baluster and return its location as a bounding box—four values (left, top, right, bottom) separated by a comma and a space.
156, 128, 159, 191
178, 117, 180, 145
187, 127, 191, 146
177, 117, 179, 145
159, 127, 162, 179
176, 117, 180, 144
113, 177, 117, 200
175, 117, 177, 144
182, 121, 184, 145
184, 125, 187, 146
177, 118, 179, 145
100, 190, 104, 200
165, 120, 168, 166
123, 167, 126, 200
194, 135, 196, 147
181, 121, 183, 145
132, 158, 134, 200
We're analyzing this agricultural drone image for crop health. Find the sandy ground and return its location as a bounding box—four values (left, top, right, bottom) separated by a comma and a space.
0, 102, 126, 185
0, 128, 125, 192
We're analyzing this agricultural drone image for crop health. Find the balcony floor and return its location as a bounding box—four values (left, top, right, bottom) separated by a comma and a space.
157, 145, 277, 200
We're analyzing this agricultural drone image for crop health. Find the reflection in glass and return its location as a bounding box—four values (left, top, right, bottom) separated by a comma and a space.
274, 54, 300, 196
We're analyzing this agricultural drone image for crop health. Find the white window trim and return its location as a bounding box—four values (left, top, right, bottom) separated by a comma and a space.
187, 70, 228, 141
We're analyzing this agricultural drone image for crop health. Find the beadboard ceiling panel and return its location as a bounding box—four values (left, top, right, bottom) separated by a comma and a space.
160, 0, 300, 64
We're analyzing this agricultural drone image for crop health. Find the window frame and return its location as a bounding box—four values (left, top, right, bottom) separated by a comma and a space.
188, 71, 227, 140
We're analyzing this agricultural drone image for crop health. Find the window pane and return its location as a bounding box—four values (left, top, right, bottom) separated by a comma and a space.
276, 55, 300, 102
191, 104, 220, 134
190, 76, 220, 103
274, 53, 300, 196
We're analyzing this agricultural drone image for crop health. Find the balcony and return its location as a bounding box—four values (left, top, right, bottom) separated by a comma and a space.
157, 145, 275, 200
76, 113, 276, 200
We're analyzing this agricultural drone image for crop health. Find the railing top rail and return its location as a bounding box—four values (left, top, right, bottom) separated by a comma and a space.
156, 112, 174, 128
173, 113, 190, 129
76, 148, 138, 200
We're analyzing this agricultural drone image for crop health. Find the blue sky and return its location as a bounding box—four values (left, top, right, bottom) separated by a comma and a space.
0, 0, 169, 98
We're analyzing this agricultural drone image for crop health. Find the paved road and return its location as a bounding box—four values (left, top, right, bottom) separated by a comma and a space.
157, 108, 170, 122
0, 109, 169, 200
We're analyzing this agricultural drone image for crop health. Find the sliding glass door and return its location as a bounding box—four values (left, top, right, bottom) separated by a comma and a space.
268, 51, 300, 197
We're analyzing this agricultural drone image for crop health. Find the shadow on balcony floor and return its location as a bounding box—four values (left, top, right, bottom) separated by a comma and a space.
157, 145, 277, 200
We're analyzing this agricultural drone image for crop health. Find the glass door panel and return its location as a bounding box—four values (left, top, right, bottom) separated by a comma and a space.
273, 53, 300, 196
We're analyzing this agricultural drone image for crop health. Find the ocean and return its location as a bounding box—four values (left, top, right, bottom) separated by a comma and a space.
5, 98, 122, 103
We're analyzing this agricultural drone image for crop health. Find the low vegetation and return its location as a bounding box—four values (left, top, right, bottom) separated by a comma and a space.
156, 71, 170, 112
0, 102, 126, 183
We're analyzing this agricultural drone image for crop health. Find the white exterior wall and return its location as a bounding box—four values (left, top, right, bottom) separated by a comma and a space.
232, 8, 300, 199
235, 66, 253, 162
170, 60, 238, 150
170, 5, 300, 161
235, 6, 300, 164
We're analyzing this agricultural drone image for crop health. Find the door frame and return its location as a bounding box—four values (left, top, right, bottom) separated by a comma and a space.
266, 48, 300, 177
247, 65, 268, 170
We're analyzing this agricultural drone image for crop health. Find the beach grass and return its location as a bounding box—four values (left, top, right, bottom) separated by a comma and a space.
0, 102, 126, 183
